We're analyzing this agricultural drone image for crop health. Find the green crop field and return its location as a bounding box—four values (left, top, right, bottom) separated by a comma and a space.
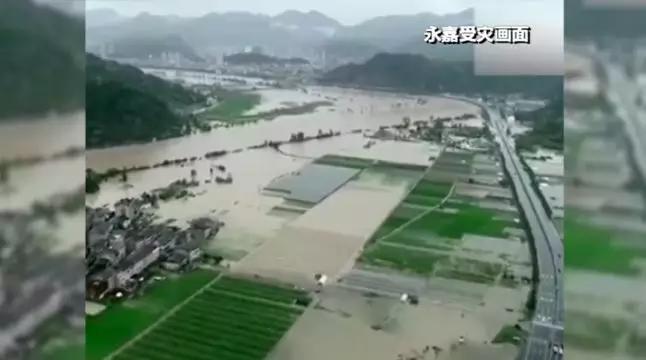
371, 215, 411, 240
314, 154, 375, 169
199, 91, 260, 121
382, 229, 458, 251
86, 270, 219, 360
390, 204, 427, 219
407, 204, 515, 239
403, 194, 444, 208
360, 243, 447, 274
565, 217, 646, 276
409, 179, 453, 199
112, 276, 309, 360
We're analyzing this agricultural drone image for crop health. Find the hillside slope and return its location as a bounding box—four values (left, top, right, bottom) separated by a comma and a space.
86, 54, 205, 148
0, 0, 84, 119
320, 53, 562, 98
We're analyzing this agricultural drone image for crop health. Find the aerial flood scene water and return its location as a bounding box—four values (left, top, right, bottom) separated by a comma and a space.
84, 71, 537, 360
8, 1, 646, 360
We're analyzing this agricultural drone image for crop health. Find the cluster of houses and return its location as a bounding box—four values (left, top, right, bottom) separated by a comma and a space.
85, 197, 222, 301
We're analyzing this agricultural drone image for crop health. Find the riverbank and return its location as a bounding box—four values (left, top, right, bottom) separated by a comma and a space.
86, 127, 348, 194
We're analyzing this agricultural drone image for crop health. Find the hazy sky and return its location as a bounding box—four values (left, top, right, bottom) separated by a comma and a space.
86, 0, 480, 25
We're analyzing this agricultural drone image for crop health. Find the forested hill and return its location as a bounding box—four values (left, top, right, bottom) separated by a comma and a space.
319, 53, 562, 98
0, 0, 84, 120
86, 54, 205, 148
87, 54, 205, 108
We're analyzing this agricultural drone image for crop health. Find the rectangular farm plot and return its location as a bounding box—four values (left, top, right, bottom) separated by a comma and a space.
86, 270, 219, 360
265, 163, 360, 204
409, 179, 453, 199
360, 243, 447, 275
113, 276, 310, 360
313, 154, 375, 169
407, 204, 516, 239
382, 229, 458, 251
434, 257, 505, 285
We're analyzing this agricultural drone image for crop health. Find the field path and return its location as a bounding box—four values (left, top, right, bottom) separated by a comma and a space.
104, 272, 223, 360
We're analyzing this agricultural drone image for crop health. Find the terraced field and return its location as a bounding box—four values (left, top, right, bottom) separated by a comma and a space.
111, 276, 310, 360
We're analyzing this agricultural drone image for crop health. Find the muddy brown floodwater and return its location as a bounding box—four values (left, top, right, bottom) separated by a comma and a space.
86, 87, 480, 259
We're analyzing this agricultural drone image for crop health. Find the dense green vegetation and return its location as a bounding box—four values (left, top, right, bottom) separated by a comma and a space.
86, 270, 219, 360
492, 324, 526, 344
86, 54, 206, 148
199, 88, 260, 120
112, 276, 308, 360
87, 54, 205, 108
515, 96, 564, 152
0, 0, 84, 119
320, 53, 562, 98
86, 81, 190, 148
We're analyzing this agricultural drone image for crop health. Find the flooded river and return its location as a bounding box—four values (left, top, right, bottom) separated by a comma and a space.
0, 111, 85, 253
86, 87, 480, 170
86, 86, 481, 258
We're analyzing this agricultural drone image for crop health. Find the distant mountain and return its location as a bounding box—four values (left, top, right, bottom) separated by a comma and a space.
86, 12, 184, 48
393, 38, 473, 61
86, 54, 205, 148
319, 39, 383, 64
87, 54, 204, 108
224, 52, 309, 65
87, 11, 332, 57
86, 10, 475, 63
320, 10, 474, 64
86, 8, 124, 27
0, 0, 84, 120
111, 35, 204, 62
334, 10, 472, 47
273, 10, 341, 30
320, 53, 562, 98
